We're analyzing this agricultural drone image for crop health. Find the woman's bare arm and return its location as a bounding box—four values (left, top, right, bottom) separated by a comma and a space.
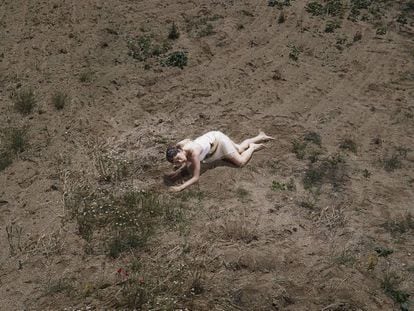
165, 162, 187, 178
169, 154, 200, 192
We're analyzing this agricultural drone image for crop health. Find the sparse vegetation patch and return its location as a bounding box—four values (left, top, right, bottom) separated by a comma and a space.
13, 88, 36, 115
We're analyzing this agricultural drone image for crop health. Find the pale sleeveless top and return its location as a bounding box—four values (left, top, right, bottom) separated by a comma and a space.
192, 132, 216, 161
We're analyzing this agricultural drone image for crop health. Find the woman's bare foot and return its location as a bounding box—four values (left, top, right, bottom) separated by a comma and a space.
258, 131, 275, 141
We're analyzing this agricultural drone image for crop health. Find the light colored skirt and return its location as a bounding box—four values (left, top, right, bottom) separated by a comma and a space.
203, 131, 237, 163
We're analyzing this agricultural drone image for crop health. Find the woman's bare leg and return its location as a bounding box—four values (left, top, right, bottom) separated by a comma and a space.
226, 143, 265, 167
237, 131, 274, 152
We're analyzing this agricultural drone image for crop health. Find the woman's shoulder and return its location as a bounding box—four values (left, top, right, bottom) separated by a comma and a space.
177, 139, 192, 148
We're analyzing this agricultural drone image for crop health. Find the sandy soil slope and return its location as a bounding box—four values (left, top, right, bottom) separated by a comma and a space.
1, 0, 413, 310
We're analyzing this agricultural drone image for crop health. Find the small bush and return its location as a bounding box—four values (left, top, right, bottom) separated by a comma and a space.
1, 127, 28, 154
325, 0, 343, 16
325, 20, 341, 33
161, 51, 188, 69
128, 35, 171, 61
353, 31, 362, 42
271, 179, 295, 191
168, 22, 180, 40
381, 273, 410, 309
376, 25, 387, 35
289, 45, 300, 61
268, 0, 291, 9
304, 131, 321, 146
79, 71, 93, 83
198, 23, 214, 37
45, 278, 75, 295
306, 2, 325, 16
278, 11, 286, 24
339, 138, 357, 153
109, 231, 148, 258
303, 154, 346, 190
13, 88, 36, 114
0, 150, 12, 171
384, 154, 402, 172
185, 15, 220, 38
374, 246, 393, 257
381, 213, 414, 236
52, 91, 68, 110
292, 140, 307, 159
333, 250, 356, 266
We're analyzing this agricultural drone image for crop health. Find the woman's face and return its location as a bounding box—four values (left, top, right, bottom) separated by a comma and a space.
173, 150, 187, 164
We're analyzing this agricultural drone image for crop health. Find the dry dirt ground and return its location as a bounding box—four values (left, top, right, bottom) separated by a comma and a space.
1, 0, 414, 310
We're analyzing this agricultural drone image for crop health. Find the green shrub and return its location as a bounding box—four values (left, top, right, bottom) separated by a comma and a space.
325, 20, 341, 33
381, 273, 410, 309
325, 0, 343, 16
128, 35, 172, 61
13, 88, 36, 114
52, 91, 68, 110
168, 22, 180, 40
339, 138, 357, 153
304, 131, 321, 146
1, 127, 27, 154
0, 150, 12, 171
306, 2, 325, 16
162, 51, 188, 69
278, 11, 286, 23
289, 45, 301, 61
79, 71, 93, 83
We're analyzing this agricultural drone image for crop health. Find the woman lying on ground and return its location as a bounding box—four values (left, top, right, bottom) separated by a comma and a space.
165, 130, 274, 192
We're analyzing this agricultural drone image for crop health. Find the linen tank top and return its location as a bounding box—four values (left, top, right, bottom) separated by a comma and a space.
193, 132, 216, 161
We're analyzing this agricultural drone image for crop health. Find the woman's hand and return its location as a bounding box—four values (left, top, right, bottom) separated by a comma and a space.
169, 185, 183, 193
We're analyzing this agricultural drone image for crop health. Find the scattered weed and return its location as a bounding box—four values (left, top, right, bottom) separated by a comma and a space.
374, 246, 393, 257
1, 126, 28, 154
381, 213, 414, 237
161, 51, 188, 69
221, 219, 258, 243
184, 15, 220, 38
353, 31, 363, 42
45, 277, 75, 296
236, 187, 250, 202
298, 200, 317, 210
333, 249, 356, 266
325, 0, 344, 17
0, 150, 12, 171
117, 277, 150, 309
271, 179, 295, 191
325, 20, 341, 33
168, 22, 180, 40
384, 154, 402, 172
278, 11, 286, 24
6, 224, 23, 256
303, 154, 346, 190
304, 131, 321, 146
362, 169, 371, 178
13, 88, 36, 114
52, 91, 68, 110
289, 45, 301, 61
381, 272, 410, 309
292, 139, 307, 159
177, 189, 204, 202
189, 270, 204, 295
268, 0, 292, 9
306, 2, 325, 16
339, 138, 357, 153
376, 25, 387, 35
79, 70, 94, 83
128, 35, 171, 61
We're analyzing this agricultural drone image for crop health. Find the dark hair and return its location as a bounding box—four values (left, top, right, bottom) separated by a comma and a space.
166, 145, 181, 162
